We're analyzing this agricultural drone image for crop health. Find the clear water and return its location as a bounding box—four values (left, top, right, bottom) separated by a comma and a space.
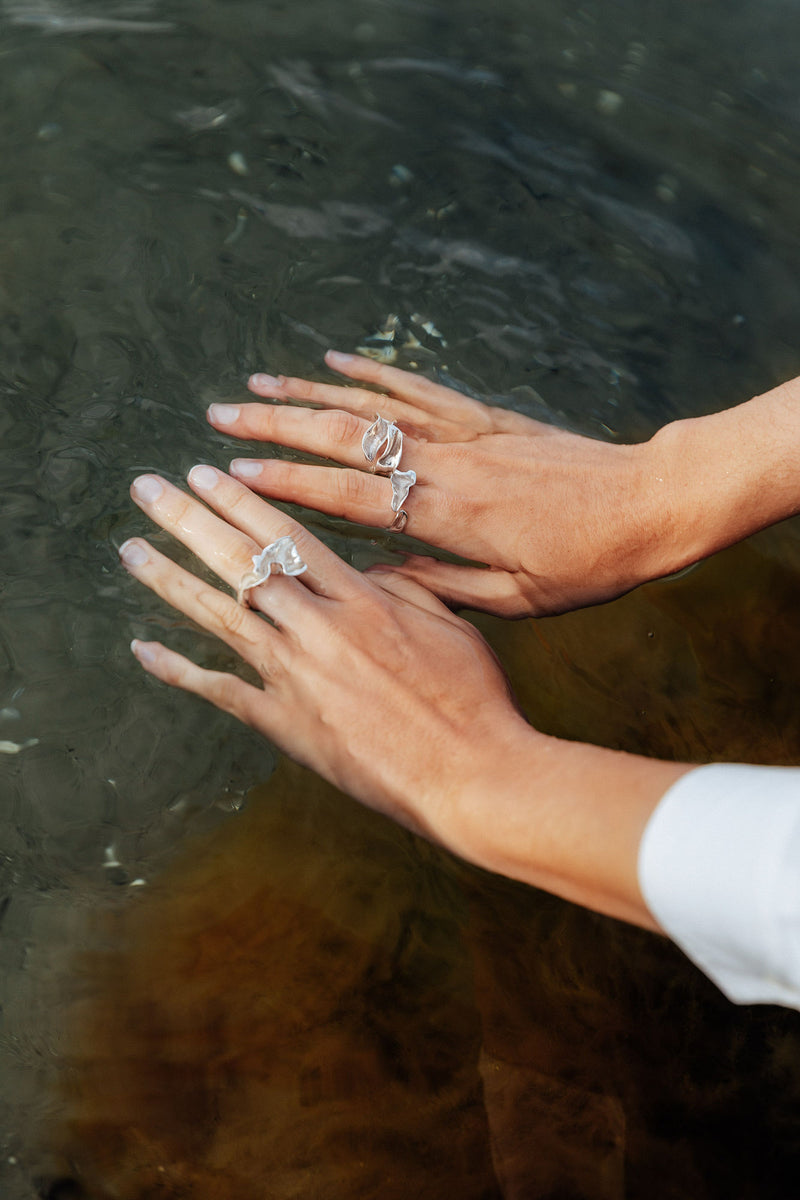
2, 1, 800, 1196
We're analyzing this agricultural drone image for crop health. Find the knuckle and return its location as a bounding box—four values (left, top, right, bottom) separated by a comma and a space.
281, 375, 314, 399
222, 485, 252, 516
333, 469, 374, 508
197, 586, 249, 636
168, 493, 195, 528
320, 408, 363, 448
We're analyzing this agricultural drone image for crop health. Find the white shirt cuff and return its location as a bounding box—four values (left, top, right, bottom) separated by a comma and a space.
638, 763, 800, 1007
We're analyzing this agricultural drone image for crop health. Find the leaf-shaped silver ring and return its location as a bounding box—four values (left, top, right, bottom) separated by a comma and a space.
362, 413, 403, 475
237, 535, 308, 606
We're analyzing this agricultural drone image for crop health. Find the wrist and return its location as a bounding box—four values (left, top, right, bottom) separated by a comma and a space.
452, 720, 691, 930
644, 379, 800, 577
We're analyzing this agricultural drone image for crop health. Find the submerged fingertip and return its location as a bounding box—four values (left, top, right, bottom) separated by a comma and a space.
119, 538, 149, 567
131, 639, 159, 667
208, 402, 240, 426
249, 373, 281, 389
230, 458, 264, 478
325, 349, 354, 367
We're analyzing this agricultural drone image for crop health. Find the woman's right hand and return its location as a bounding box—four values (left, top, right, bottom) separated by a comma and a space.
119, 466, 689, 930
206, 352, 671, 618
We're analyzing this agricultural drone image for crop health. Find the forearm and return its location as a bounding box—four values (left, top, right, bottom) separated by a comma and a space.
645, 376, 800, 577
452, 722, 693, 930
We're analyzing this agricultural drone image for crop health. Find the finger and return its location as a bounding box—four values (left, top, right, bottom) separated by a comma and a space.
211, 404, 372, 468
227, 458, 427, 534
389, 556, 532, 618
186, 463, 363, 600
247, 371, 422, 425
244, 372, 472, 443
131, 638, 293, 748
132, 471, 361, 604
211, 403, 434, 475
324, 350, 495, 431
364, 565, 465, 621
120, 539, 284, 667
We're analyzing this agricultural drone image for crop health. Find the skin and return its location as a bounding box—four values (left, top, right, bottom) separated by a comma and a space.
209, 353, 800, 618
120, 363, 800, 937
119, 468, 689, 932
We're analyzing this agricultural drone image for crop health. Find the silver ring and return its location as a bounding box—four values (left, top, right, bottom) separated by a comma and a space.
362, 413, 403, 475
237, 535, 307, 606
362, 413, 416, 531
389, 468, 416, 523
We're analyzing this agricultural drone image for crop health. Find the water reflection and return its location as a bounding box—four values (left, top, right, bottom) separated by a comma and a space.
3, 0, 800, 1194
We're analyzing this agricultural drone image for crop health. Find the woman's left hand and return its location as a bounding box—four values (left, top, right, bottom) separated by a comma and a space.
118, 465, 532, 850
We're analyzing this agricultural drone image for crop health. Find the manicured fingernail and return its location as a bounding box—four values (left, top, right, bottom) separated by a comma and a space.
119, 539, 149, 567
325, 350, 354, 367
230, 458, 263, 478
208, 403, 240, 425
250, 373, 281, 388
131, 475, 163, 503
188, 464, 219, 490
131, 638, 158, 666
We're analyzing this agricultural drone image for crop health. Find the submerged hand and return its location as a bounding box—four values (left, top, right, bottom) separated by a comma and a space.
208, 352, 669, 618
118, 467, 530, 848
119, 467, 689, 928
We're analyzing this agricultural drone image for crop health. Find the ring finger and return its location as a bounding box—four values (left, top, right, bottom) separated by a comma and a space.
227, 459, 429, 536
129, 471, 357, 612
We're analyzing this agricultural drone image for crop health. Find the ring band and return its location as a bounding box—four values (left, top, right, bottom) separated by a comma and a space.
389, 510, 408, 533
237, 535, 307, 606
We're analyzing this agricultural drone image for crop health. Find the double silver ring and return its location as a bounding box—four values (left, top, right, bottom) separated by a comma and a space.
237, 535, 307, 607
362, 413, 416, 532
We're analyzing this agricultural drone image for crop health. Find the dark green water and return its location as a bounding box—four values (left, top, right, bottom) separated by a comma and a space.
2, 1, 800, 1196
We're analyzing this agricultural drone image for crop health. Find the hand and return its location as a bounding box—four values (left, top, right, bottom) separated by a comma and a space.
118, 466, 531, 849
119, 468, 689, 927
208, 351, 668, 618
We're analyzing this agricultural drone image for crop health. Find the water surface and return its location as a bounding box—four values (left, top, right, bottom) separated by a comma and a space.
2, 1, 800, 1196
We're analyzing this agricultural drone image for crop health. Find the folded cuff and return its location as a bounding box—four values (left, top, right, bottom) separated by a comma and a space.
638, 763, 800, 1007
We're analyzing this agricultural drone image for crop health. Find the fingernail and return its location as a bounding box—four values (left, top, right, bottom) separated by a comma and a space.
131, 475, 164, 503
131, 638, 158, 666
230, 458, 263, 478
119, 539, 149, 567
208, 403, 240, 425
189, 464, 219, 490
249, 373, 281, 388
325, 350, 354, 367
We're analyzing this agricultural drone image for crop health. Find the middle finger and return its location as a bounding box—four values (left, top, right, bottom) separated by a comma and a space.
209, 402, 434, 472
130, 471, 363, 604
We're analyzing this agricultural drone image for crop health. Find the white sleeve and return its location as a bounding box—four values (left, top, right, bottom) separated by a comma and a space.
638, 763, 800, 1007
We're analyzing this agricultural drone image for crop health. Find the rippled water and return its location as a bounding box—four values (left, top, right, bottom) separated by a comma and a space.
2, 1, 800, 1196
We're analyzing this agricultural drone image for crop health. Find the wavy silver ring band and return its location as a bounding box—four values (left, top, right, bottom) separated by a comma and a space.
237, 535, 307, 606
362, 413, 416, 532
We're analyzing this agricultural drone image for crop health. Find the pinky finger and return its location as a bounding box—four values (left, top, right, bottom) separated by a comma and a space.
131, 638, 269, 728
388, 557, 533, 618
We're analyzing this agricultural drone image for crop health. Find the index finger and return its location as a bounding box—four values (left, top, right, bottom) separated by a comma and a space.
323, 351, 495, 430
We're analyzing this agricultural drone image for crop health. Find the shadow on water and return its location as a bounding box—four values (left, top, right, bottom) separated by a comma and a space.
2, 0, 800, 1195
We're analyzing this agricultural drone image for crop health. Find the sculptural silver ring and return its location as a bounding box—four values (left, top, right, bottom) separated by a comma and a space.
237, 535, 308, 606
389, 509, 408, 533
388, 467, 416, 532
362, 413, 403, 476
